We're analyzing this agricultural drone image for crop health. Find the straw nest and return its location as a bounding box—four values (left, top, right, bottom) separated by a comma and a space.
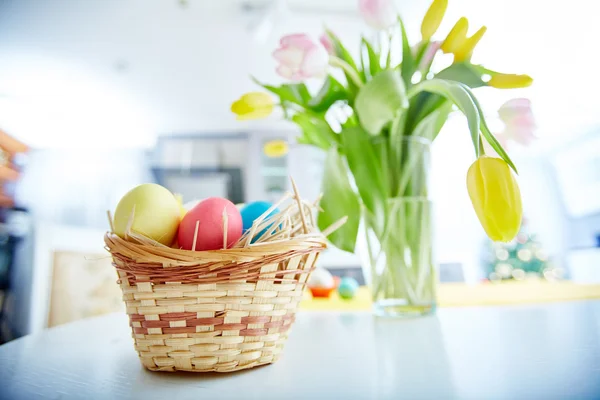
104, 178, 345, 372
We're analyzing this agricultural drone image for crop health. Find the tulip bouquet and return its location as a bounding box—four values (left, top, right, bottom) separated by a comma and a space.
232, 0, 530, 316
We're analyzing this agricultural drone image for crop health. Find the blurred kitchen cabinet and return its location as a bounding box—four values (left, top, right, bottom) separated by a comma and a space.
287, 143, 325, 202
246, 131, 286, 202
260, 141, 288, 204
154, 135, 247, 169
221, 139, 247, 168
246, 129, 326, 203
153, 134, 248, 204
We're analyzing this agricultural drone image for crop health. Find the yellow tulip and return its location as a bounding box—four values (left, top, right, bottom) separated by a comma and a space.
488, 74, 533, 89
441, 17, 469, 54
421, 0, 448, 41
467, 156, 523, 242
263, 140, 289, 158
453, 26, 487, 62
231, 92, 274, 120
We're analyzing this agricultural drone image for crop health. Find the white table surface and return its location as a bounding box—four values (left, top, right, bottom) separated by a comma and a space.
1, 301, 600, 400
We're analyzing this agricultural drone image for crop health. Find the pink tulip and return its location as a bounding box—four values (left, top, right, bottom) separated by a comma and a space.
319, 33, 335, 55
358, 0, 398, 30
498, 98, 537, 146
272, 34, 329, 81
417, 41, 441, 72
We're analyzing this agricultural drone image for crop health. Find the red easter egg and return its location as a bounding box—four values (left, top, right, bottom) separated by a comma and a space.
178, 197, 243, 251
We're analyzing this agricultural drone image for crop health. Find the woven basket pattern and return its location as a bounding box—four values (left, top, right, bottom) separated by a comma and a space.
106, 233, 325, 372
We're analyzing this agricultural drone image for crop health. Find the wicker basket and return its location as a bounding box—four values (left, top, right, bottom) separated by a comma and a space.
105, 189, 343, 373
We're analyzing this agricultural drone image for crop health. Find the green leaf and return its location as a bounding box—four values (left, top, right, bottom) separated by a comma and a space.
359, 43, 368, 82
389, 110, 406, 196
408, 79, 480, 157
435, 63, 486, 88
399, 18, 415, 87
292, 113, 337, 150
384, 33, 392, 69
317, 148, 360, 252
412, 41, 429, 73
341, 126, 388, 233
459, 84, 518, 173
412, 100, 452, 142
470, 64, 505, 76
405, 92, 445, 133
355, 70, 408, 135
326, 29, 359, 73
307, 75, 347, 112
361, 37, 380, 79
326, 29, 361, 97
252, 77, 310, 106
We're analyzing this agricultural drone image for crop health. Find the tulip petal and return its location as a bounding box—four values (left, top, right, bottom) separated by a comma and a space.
276, 64, 296, 80
441, 17, 469, 53
487, 74, 533, 89
358, 0, 397, 30
453, 26, 487, 62
236, 108, 273, 121
272, 47, 304, 67
421, 0, 448, 40
273, 34, 329, 81
280, 33, 314, 49
301, 46, 329, 78
230, 99, 251, 115
467, 156, 522, 242
231, 92, 274, 120
319, 33, 335, 55
498, 98, 537, 146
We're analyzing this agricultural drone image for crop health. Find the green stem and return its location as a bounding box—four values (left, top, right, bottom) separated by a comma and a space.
478, 135, 486, 156
329, 56, 364, 88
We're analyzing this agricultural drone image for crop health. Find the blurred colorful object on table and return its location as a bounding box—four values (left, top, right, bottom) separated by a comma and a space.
307, 268, 335, 298
309, 287, 336, 298
300, 282, 600, 311
338, 277, 359, 300
333, 276, 341, 288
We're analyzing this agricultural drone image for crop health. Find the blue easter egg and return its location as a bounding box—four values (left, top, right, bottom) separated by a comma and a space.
240, 201, 280, 242
338, 277, 359, 299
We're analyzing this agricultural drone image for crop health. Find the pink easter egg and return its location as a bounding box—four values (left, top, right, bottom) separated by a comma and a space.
178, 197, 243, 251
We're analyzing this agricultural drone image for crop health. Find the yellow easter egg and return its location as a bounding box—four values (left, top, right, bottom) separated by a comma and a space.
113, 183, 180, 246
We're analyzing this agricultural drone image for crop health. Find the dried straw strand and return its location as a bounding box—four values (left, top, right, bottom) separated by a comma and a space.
192, 220, 200, 251
107, 210, 115, 232
290, 177, 308, 234
125, 205, 136, 241
321, 216, 348, 237
222, 207, 228, 249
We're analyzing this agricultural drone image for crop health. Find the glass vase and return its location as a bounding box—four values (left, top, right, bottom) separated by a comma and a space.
358, 137, 436, 317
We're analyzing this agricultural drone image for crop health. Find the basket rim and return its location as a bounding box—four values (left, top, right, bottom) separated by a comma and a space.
104, 232, 327, 267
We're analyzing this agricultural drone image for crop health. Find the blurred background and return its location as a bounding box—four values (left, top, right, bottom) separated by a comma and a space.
0, 0, 598, 341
